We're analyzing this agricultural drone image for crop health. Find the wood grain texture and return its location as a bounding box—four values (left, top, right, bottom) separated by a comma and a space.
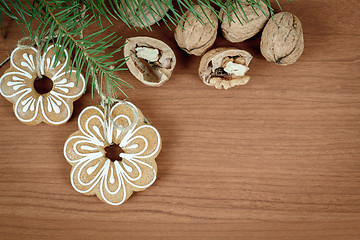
1, 0, 360, 239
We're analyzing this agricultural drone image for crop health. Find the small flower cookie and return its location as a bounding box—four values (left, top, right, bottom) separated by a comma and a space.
0, 45, 85, 125
64, 101, 161, 205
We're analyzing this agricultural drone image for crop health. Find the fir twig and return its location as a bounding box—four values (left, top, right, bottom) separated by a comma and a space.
0, 0, 293, 99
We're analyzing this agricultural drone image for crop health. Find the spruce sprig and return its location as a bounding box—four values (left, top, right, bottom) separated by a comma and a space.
0, 0, 292, 99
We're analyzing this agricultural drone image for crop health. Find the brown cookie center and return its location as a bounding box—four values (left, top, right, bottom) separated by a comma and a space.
33, 76, 53, 94
105, 144, 124, 162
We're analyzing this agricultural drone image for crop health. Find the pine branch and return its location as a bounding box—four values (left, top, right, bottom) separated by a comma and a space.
0, 0, 293, 100
108, 0, 293, 30
0, 0, 131, 99
45, 3, 130, 98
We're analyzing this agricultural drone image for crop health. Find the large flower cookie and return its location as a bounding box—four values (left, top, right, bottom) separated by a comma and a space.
0, 45, 85, 125
64, 102, 161, 205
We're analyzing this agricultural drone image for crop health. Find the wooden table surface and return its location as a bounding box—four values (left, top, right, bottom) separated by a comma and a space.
1, 1, 360, 239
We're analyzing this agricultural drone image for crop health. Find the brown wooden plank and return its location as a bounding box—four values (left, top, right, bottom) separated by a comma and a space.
0, 0, 359, 239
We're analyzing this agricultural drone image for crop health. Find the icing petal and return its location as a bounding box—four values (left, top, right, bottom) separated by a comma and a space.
119, 158, 157, 191
0, 71, 34, 98
64, 133, 105, 164
109, 101, 144, 144
121, 124, 161, 159
78, 106, 106, 147
40, 91, 71, 125
10, 47, 38, 77
40, 45, 67, 79
98, 160, 129, 205
13, 89, 41, 124
70, 157, 107, 194
52, 71, 85, 98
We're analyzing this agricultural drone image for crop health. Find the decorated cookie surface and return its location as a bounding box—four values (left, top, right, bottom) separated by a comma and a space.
0, 45, 85, 125
64, 101, 161, 205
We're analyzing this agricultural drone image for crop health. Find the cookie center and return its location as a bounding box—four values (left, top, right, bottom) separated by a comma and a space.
33, 76, 53, 94
105, 144, 124, 162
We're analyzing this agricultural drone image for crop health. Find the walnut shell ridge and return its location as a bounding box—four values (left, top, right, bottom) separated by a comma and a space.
174, 5, 218, 56
121, 0, 169, 28
220, 1, 269, 43
260, 12, 304, 65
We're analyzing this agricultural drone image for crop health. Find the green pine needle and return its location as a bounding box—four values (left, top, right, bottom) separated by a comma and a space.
0, 0, 292, 100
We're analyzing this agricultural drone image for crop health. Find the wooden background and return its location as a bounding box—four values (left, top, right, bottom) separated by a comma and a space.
1, 0, 360, 239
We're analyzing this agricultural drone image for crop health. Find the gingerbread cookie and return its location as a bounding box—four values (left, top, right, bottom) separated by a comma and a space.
64, 101, 161, 205
0, 45, 85, 125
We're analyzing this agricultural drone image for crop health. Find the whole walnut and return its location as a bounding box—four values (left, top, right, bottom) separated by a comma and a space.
220, 2, 269, 43
260, 12, 304, 65
174, 5, 218, 56
121, 0, 169, 28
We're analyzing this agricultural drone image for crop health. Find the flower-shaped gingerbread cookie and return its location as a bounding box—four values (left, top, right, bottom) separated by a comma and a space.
64, 101, 161, 205
0, 45, 85, 125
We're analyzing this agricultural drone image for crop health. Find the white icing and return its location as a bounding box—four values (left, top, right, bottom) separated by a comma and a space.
12, 76, 24, 81
0, 72, 30, 98
87, 162, 100, 175
7, 75, 25, 91
57, 78, 67, 84
55, 79, 75, 94
29, 99, 35, 111
21, 96, 32, 106
93, 125, 104, 142
0, 45, 86, 125
82, 110, 105, 147
46, 58, 51, 70
39, 92, 70, 124
47, 95, 61, 113
22, 97, 33, 112
21, 53, 35, 72
63, 102, 161, 205
124, 144, 138, 149
14, 90, 41, 122
109, 167, 115, 184
21, 96, 36, 113
80, 145, 98, 151
13, 85, 24, 90
122, 162, 133, 172
56, 87, 69, 93
63, 82, 75, 87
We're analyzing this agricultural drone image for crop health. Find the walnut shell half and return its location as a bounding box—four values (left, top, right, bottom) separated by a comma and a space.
121, 0, 169, 28
174, 5, 218, 56
124, 36, 176, 87
220, 1, 269, 43
199, 47, 253, 90
260, 12, 304, 65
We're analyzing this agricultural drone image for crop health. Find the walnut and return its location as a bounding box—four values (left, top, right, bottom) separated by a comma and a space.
174, 5, 218, 56
124, 36, 176, 87
121, 0, 169, 28
260, 12, 304, 65
198, 47, 253, 90
220, 1, 269, 43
